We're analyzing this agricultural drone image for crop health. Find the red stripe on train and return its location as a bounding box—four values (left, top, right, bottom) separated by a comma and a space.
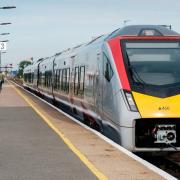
108, 37, 131, 91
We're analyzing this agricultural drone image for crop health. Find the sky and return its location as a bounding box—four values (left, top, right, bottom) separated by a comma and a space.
1, 0, 180, 69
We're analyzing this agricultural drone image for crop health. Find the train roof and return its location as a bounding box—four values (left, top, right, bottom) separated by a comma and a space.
26, 25, 180, 67
107, 25, 179, 39
52, 25, 180, 59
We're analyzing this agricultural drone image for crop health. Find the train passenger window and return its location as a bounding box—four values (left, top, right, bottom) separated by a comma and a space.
31, 73, 34, 83
44, 71, 52, 88
44, 72, 47, 87
49, 71, 52, 87
54, 70, 57, 89
73, 66, 85, 96
74, 67, 79, 95
46, 72, 48, 87
50, 71, 52, 87
66, 68, 70, 93
60, 68, 70, 93
24, 74, 26, 82
40, 72, 43, 86
103, 54, 113, 81
79, 66, 85, 95
27, 74, 29, 82
47, 72, 50, 87
54, 70, 58, 90
29, 73, 31, 83
40, 72, 44, 86
38, 72, 42, 86
64, 69, 67, 91
47, 72, 49, 87
28, 74, 29, 83
27, 73, 29, 82
61, 69, 66, 91
46, 71, 48, 87
58, 69, 61, 90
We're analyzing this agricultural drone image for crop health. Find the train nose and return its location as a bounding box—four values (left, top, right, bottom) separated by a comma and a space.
132, 91, 180, 118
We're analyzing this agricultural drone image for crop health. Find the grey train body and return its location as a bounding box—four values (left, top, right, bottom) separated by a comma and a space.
24, 25, 180, 152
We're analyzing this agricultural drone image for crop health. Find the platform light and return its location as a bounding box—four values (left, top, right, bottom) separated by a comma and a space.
0, 40, 9, 42
0, 6, 16, 9
0, 22, 12, 26
0, 33, 10, 36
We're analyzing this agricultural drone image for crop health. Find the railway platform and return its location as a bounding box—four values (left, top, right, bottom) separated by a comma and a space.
0, 81, 175, 180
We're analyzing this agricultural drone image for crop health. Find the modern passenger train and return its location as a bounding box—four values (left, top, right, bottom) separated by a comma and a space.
23, 25, 180, 152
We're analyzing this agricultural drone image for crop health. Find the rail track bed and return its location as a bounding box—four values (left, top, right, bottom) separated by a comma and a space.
137, 152, 180, 179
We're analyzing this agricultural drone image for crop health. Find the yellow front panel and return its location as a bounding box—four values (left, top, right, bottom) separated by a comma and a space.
133, 92, 180, 118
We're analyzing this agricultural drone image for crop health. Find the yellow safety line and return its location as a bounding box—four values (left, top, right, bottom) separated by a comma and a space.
12, 84, 108, 180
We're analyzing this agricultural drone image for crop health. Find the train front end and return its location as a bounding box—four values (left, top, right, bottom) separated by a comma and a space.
108, 25, 180, 151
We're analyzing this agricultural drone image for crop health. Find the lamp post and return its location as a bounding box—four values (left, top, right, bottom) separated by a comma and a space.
0, 33, 10, 36
0, 40, 9, 42
0, 5, 15, 73
0, 22, 11, 26
0, 6, 16, 9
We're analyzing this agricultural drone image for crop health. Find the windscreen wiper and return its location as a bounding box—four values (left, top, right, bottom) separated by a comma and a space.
126, 52, 146, 86
129, 65, 147, 86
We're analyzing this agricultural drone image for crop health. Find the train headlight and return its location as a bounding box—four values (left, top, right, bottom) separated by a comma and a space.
124, 91, 138, 112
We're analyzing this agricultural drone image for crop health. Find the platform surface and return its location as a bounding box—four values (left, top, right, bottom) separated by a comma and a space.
0, 81, 166, 180
0, 82, 96, 180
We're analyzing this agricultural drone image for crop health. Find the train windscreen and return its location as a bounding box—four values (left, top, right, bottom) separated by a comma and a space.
123, 41, 180, 86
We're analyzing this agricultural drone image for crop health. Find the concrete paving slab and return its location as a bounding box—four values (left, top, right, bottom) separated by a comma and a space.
0, 83, 28, 107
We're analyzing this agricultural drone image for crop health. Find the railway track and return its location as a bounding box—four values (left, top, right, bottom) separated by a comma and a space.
137, 152, 180, 179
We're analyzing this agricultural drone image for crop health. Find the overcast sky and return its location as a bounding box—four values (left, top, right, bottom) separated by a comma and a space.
1, 0, 180, 69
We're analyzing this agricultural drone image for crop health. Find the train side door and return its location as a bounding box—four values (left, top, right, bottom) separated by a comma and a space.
102, 53, 114, 121
69, 55, 76, 106
52, 57, 56, 100
95, 52, 103, 117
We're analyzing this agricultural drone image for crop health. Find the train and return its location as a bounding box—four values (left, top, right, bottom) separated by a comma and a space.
23, 25, 180, 152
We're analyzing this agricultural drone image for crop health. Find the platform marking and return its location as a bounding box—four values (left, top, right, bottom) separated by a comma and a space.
11, 81, 177, 180
12, 84, 108, 180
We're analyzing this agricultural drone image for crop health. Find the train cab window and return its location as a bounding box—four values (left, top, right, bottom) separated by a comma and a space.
103, 54, 113, 81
